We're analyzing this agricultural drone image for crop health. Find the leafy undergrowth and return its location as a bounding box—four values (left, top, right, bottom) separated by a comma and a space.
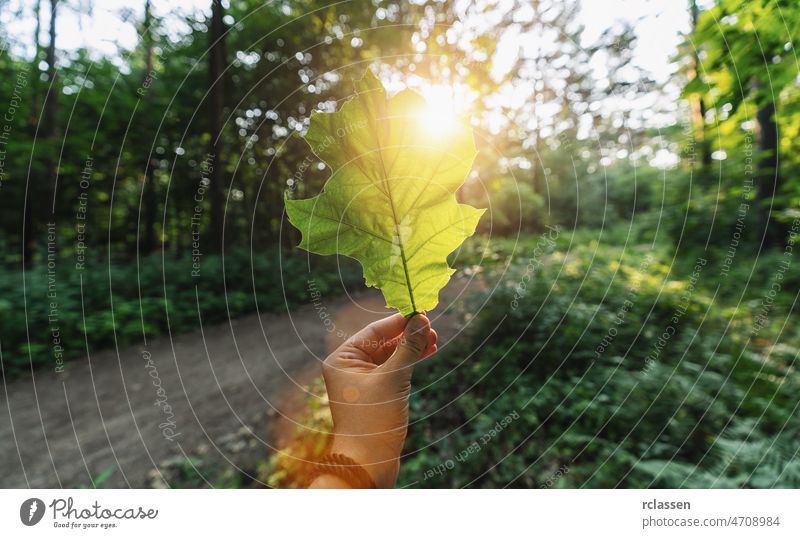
258, 377, 332, 488
0, 249, 361, 378
146, 454, 251, 489
264, 230, 800, 488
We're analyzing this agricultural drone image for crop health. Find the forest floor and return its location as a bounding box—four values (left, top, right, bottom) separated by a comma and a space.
0, 280, 469, 488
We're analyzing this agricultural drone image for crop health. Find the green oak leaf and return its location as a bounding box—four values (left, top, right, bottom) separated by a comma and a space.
285, 70, 484, 315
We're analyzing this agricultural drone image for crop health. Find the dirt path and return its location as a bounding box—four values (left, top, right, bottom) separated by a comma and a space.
0, 283, 467, 488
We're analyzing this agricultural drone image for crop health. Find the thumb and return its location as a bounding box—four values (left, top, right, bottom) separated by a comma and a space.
384, 314, 430, 370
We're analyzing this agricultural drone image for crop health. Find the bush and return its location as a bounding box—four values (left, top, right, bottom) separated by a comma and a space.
399, 240, 799, 487
476, 181, 546, 236
0, 249, 361, 378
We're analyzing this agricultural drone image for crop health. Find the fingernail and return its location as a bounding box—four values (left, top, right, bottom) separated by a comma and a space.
406, 314, 429, 337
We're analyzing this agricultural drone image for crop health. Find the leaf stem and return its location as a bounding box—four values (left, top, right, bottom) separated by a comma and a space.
397, 233, 417, 313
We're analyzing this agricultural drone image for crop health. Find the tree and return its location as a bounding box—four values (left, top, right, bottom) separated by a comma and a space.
23, 0, 43, 267
688, 0, 712, 171
139, 0, 157, 255
207, 0, 226, 254
689, 0, 800, 245
44, 0, 58, 186
24, 0, 58, 267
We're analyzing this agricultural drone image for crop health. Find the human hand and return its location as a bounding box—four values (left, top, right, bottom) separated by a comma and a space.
310, 312, 437, 488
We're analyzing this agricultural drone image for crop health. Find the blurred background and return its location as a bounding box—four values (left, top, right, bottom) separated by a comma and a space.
0, 0, 798, 488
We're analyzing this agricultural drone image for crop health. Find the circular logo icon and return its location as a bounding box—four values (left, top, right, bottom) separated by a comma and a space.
20, 498, 45, 526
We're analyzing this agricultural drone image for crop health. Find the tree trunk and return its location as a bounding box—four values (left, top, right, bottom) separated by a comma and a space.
531, 129, 542, 195
140, 0, 157, 255
531, 43, 543, 196
31, 0, 42, 120
689, 0, 711, 171
44, 0, 58, 170
23, 0, 43, 267
28, 0, 58, 267
207, 0, 226, 254
756, 102, 785, 245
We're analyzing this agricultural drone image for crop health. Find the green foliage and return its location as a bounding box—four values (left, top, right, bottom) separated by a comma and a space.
636, 419, 800, 488
396, 234, 798, 487
258, 377, 332, 488
475, 180, 546, 236
689, 0, 799, 114
286, 70, 484, 314
0, 249, 360, 377
154, 455, 249, 489
680, 0, 800, 241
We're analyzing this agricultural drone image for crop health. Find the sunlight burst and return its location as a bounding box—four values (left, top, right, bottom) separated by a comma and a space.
418, 84, 461, 137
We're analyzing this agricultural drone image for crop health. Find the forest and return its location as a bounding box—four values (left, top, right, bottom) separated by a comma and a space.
0, 0, 798, 489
